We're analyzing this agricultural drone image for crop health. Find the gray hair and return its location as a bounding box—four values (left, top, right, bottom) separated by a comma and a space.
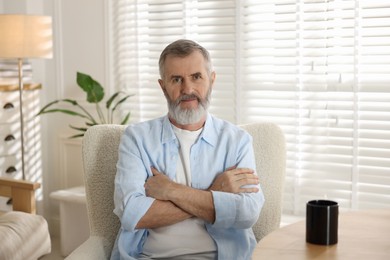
158, 39, 213, 79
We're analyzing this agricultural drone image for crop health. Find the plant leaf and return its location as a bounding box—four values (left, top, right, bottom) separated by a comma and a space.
120, 112, 131, 125
68, 125, 88, 139
76, 71, 105, 103
69, 125, 88, 132
38, 109, 91, 120
69, 133, 85, 139
106, 92, 121, 109
36, 99, 80, 116
111, 94, 134, 112
37, 100, 60, 115
62, 99, 79, 105
85, 122, 99, 127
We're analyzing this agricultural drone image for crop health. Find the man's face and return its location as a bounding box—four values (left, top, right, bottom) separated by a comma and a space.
159, 51, 215, 125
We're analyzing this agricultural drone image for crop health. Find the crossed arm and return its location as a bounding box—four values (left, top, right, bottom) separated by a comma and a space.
135, 167, 259, 229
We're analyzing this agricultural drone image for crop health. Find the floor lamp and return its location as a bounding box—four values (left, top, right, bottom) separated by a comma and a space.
0, 15, 53, 180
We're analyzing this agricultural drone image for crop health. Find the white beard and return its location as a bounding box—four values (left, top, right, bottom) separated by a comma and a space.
169, 103, 207, 125
164, 89, 211, 125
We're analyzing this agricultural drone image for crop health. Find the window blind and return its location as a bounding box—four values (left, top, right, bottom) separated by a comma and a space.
110, 0, 390, 216
111, 0, 238, 122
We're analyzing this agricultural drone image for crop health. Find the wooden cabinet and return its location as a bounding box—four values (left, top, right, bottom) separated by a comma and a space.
0, 84, 41, 181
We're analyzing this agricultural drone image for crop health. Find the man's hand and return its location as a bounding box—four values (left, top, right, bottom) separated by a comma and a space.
138, 168, 191, 229
144, 167, 178, 200
208, 166, 259, 193
144, 167, 215, 223
142, 166, 259, 225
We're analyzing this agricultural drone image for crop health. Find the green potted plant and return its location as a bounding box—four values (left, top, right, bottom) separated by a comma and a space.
37, 71, 133, 138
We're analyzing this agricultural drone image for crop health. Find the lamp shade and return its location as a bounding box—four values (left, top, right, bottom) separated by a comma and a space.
0, 14, 53, 59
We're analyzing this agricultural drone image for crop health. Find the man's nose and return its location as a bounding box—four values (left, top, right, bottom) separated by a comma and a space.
181, 79, 194, 94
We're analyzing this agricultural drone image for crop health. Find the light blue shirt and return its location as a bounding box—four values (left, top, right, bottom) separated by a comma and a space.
111, 114, 264, 260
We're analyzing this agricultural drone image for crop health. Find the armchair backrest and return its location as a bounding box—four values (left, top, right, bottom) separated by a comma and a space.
81, 122, 285, 257
240, 123, 286, 241
82, 125, 123, 255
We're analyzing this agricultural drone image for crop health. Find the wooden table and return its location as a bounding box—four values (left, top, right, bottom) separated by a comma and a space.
252, 209, 390, 260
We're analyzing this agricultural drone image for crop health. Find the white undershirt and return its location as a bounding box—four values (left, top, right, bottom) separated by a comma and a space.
142, 125, 217, 258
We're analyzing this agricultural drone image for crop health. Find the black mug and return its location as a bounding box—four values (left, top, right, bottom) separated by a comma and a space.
306, 200, 338, 245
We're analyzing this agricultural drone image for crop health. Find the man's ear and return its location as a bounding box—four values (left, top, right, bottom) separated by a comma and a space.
210, 71, 216, 88
158, 79, 165, 90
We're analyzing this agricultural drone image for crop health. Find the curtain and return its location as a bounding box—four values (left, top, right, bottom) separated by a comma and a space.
110, 0, 390, 215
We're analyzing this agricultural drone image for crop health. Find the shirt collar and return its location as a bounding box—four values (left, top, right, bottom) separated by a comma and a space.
200, 113, 218, 147
161, 115, 176, 144
161, 113, 218, 147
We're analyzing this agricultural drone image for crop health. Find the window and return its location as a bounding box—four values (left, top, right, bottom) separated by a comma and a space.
110, 0, 390, 216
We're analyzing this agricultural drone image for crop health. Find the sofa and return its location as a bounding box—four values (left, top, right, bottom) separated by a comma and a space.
0, 177, 51, 260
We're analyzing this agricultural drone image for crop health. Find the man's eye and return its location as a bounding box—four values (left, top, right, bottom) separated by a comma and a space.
193, 74, 202, 80
172, 77, 182, 83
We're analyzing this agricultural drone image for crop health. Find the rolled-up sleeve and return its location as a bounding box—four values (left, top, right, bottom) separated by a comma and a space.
210, 128, 264, 229
113, 126, 155, 232
211, 191, 263, 229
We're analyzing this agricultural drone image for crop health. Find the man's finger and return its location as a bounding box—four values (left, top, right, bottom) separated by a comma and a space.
226, 165, 237, 171
232, 168, 255, 175
151, 167, 161, 176
237, 178, 259, 187
236, 173, 259, 181
239, 187, 259, 193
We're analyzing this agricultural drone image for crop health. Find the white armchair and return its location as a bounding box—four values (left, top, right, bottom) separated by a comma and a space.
66, 122, 286, 259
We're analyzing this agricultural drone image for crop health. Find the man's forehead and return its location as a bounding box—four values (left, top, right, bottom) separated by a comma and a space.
165, 51, 204, 62
164, 52, 207, 74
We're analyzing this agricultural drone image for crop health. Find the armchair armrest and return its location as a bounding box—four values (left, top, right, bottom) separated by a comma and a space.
65, 236, 111, 260
0, 177, 40, 214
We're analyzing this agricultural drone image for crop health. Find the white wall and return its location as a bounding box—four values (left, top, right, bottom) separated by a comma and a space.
1, 0, 108, 237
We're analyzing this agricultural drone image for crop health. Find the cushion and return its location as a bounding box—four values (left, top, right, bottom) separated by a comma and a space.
0, 211, 51, 260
